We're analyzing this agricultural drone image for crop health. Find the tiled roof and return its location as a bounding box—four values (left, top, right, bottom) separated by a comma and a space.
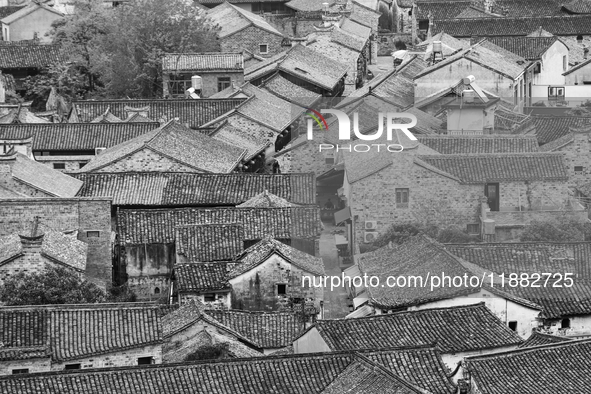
0, 351, 430, 394
417, 135, 540, 154
0, 44, 62, 69
431, 15, 591, 37
347, 70, 415, 108
278, 44, 349, 91
445, 242, 591, 318
531, 115, 591, 145
470, 36, 565, 60
341, 18, 372, 41
175, 223, 244, 262
286, 0, 336, 11
40, 229, 87, 272
455, 5, 502, 18
0, 122, 159, 151
0, 304, 162, 362
358, 235, 480, 308
416, 153, 568, 184
71, 98, 245, 127
416, 0, 564, 21
243, 50, 287, 81
518, 331, 573, 348
77, 121, 246, 173
464, 339, 591, 394
0, 233, 21, 264
174, 262, 230, 292
313, 303, 523, 353
230, 237, 325, 277
237, 190, 299, 208
358, 347, 456, 394
563, 0, 591, 14
74, 172, 316, 206
209, 118, 270, 160
117, 206, 322, 244
0, 346, 50, 361
206, 309, 305, 348
0, 152, 82, 197
90, 111, 123, 123
207, 2, 283, 38
326, 28, 367, 52
260, 73, 321, 107
162, 53, 243, 72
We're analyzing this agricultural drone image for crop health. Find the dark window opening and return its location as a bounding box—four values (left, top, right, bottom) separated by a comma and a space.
395, 188, 409, 208
277, 284, 287, 295
137, 357, 154, 365
154, 287, 160, 294
204, 293, 215, 302
53, 163, 66, 170
217, 77, 231, 92
65, 364, 81, 370
485, 183, 500, 211
79, 162, 86, 169
466, 224, 480, 235
561, 318, 570, 329
548, 86, 565, 99
259, 44, 269, 54
575, 166, 584, 174
577, 35, 583, 43
86, 231, 100, 238
508, 321, 517, 331
168, 73, 193, 97
11, 369, 29, 374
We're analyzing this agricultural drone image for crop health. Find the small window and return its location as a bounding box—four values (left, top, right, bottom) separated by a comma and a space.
65, 364, 81, 370
561, 318, 570, 329
79, 162, 86, 169
11, 369, 29, 374
259, 44, 269, 54
204, 293, 215, 302
325, 157, 335, 164
137, 357, 154, 365
508, 321, 517, 331
548, 86, 565, 99
577, 35, 583, 43
395, 188, 409, 208
563, 55, 567, 72
277, 284, 287, 295
86, 231, 100, 238
575, 166, 584, 174
217, 77, 231, 92
154, 287, 160, 294
466, 224, 480, 235
53, 163, 66, 170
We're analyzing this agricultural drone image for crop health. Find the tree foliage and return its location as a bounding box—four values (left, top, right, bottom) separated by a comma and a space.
185, 343, 230, 361
520, 219, 591, 242
372, 223, 480, 249
0, 265, 107, 306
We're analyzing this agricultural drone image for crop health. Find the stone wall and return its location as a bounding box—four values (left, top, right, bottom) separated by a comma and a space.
0, 198, 112, 288
0, 358, 51, 376
221, 26, 285, 57
50, 344, 162, 371
35, 156, 93, 173
554, 133, 591, 188
92, 149, 203, 173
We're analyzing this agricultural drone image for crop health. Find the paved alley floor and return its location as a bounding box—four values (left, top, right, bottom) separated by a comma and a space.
319, 223, 351, 319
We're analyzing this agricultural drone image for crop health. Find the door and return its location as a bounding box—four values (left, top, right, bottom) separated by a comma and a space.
485, 183, 499, 211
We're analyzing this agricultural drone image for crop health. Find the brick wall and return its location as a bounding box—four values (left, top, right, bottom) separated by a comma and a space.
0, 358, 51, 376
229, 254, 324, 311
93, 149, 204, 173
555, 134, 591, 188
181, 292, 231, 310
0, 169, 53, 198
0, 198, 112, 288
351, 3, 379, 32
221, 26, 285, 57
50, 344, 162, 371
276, 138, 334, 177
35, 156, 93, 173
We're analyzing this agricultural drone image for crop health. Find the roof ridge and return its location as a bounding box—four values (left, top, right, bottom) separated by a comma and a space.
465, 337, 591, 361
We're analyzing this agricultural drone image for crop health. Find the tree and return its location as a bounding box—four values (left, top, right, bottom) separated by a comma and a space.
0, 265, 107, 306
91, 0, 220, 98
185, 343, 230, 361
520, 219, 591, 242
372, 222, 480, 248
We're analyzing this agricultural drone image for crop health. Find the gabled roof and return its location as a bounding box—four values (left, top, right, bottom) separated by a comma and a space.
237, 190, 299, 208
0, 350, 431, 394
0, 122, 159, 151
207, 2, 283, 38
0, 2, 63, 24
209, 119, 270, 160
230, 237, 324, 277
531, 115, 591, 146
517, 331, 573, 348
464, 339, 591, 394
455, 5, 502, 18
0, 303, 162, 363
347, 69, 415, 108
0, 44, 62, 69
285, 0, 335, 12
0, 6, 25, 20
340, 17, 371, 41
117, 206, 322, 244
175, 223, 243, 263
162, 53, 244, 72
417, 135, 540, 154
312, 303, 523, 353
206, 309, 306, 348
473, 36, 567, 60
563, 55, 591, 75
74, 172, 316, 206
174, 262, 231, 292
416, 153, 568, 184
71, 98, 245, 128
76, 121, 246, 173
0, 152, 82, 197
414, 32, 465, 57
90, 110, 123, 123
259, 72, 321, 107
563, 0, 591, 14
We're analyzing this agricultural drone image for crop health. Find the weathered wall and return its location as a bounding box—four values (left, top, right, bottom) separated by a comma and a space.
124, 243, 174, 300
35, 156, 93, 173
293, 327, 331, 354
5, 8, 62, 42
0, 358, 51, 376
229, 253, 324, 311
50, 344, 162, 371
221, 26, 284, 57
534, 41, 568, 86
553, 132, 591, 187
91, 149, 204, 173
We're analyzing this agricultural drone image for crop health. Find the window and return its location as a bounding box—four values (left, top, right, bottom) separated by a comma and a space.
203, 293, 215, 302
11, 369, 29, 374
154, 287, 160, 294
561, 318, 571, 329
3, 27, 8, 41
577, 35, 583, 44
217, 77, 231, 92
86, 231, 100, 238
548, 86, 565, 100
277, 284, 287, 295
259, 44, 269, 54
466, 224, 480, 235
137, 357, 154, 365
65, 364, 81, 370
508, 321, 518, 331
575, 166, 584, 174
168, 74, 193, 97
563, 55, 567, 71
395, 188, 409, 208
53, 163, 66, 170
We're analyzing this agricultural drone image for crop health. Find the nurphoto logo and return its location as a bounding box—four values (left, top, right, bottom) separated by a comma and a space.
305, 108, 418, 153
